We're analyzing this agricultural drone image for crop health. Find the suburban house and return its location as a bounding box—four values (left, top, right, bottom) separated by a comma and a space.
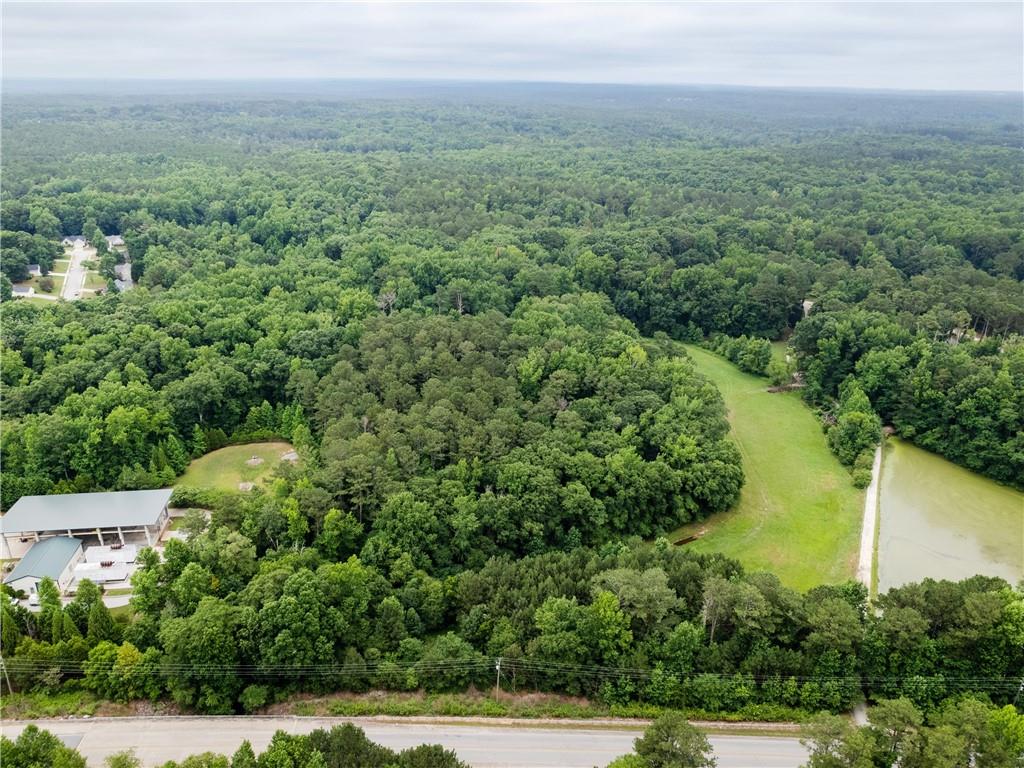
0, 488, 174, 560
105, 235, 126, 248
12, 285, 34, 297
27, 264, 41, 276
3, 536, 84, 596
61, 235, 88, 247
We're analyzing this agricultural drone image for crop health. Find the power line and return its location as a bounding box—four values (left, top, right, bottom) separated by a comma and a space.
1, 655, 1017, 692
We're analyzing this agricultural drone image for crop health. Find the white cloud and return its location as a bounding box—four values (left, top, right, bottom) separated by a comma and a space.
2, 1, 1020, 91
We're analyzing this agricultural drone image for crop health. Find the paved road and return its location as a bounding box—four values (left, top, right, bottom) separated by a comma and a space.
60, 243, 90, 300
1, 717, 808, 768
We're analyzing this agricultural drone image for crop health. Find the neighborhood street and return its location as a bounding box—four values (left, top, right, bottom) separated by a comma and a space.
60, 241, 90, 300
1, 716, 810, 768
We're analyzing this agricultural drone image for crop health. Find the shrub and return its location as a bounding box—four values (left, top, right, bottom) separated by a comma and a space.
239, 684, 269, 713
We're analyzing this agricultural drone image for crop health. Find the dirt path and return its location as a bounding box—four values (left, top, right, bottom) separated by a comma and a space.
856, 444, 883, 591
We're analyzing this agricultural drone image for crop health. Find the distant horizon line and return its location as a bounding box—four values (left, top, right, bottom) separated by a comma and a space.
3, 76, 1020, 97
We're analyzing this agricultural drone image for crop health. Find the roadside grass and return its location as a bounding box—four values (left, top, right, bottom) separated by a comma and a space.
0, 688, 104, 719
84, 271, 107, 290
671, 344, 863, 590
177, 441, 296, 493
283, 690, 805, 725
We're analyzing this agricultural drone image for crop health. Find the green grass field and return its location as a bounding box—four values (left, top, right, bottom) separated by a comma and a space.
17, 296, 60, 307
177, 441, 297, 492
84, 271, 107, 290
672, 344, 863, 590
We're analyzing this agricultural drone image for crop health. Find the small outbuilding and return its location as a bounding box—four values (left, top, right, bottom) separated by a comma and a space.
3, 536, 84, 596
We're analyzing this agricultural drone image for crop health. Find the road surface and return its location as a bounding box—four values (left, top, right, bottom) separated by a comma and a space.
60, 242, 91, 300
1, 716, 808, 768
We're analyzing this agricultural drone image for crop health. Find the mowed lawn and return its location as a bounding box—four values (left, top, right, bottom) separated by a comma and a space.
177, 441, 296, 492
672, 344, 863, 590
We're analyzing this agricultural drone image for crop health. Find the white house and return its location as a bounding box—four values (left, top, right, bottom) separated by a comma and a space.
61, 235, 88, 248
3, 536, 84, 596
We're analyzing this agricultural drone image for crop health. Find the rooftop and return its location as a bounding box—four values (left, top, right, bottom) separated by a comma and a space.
1, 488, 173, 534
4, 536, 82, 584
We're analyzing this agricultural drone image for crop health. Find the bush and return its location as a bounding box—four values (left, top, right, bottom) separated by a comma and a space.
169, 487, 222, 509
38, 275, 55, 293
852, 468, 872, 489
239, 684, 269, 713
853, 450, 875, 471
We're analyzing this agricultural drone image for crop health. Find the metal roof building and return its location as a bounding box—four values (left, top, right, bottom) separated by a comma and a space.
1, 489, 173, 558
3, 536, 84, 595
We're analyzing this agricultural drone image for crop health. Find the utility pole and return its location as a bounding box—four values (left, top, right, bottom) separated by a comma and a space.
0, 654, 12, 697
494, 657, 502, 697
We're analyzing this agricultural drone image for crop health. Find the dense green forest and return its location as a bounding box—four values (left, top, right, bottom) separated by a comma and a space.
1, 85, 1022, 716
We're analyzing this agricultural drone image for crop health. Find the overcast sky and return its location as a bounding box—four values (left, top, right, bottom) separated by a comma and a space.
3, 2, 1021, 92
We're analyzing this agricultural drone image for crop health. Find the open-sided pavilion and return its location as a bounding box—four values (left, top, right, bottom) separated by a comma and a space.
1, 488, 173, 559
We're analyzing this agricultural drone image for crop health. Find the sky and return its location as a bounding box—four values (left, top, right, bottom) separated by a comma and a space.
2, 2, 1021, 92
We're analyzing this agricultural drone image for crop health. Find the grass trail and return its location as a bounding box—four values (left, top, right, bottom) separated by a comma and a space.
673, 344, 863, 590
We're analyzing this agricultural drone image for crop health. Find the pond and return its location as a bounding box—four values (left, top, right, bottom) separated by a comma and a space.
876, 437, 1023, 593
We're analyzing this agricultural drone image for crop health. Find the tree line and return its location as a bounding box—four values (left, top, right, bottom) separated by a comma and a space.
4, 527, 1021, 717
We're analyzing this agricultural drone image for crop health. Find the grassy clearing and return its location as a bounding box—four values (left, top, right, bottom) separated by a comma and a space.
177, 441, 296, 493
84, 271, 107, 290
671, 344, 863, 590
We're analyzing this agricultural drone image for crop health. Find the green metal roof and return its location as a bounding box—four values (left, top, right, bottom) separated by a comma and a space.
4, 536, 82, 584
1, 489, 173, 534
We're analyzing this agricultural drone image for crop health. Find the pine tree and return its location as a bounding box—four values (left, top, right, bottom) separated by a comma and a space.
87, 600, 119, 646
190, 424, 207, 458
231, 741, 257, 768
163, 434, 190, 474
